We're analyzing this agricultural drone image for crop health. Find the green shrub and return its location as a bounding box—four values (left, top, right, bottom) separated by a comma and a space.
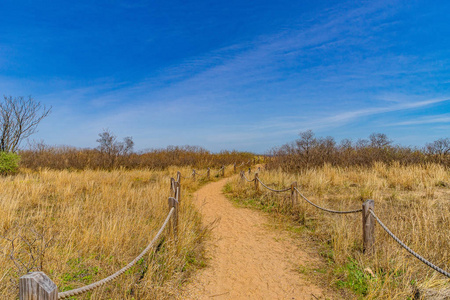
0, 152, 20, 175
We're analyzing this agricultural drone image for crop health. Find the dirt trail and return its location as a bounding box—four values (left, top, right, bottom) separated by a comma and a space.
182, 177, 330, 300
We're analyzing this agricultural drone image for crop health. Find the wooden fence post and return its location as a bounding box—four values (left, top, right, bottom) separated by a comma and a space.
234, 163, 236, 173
222, 166, 225, 177
192, 169, 196, 181
170, 178, 175, 198
362, 199, 375, 254
168, 197, 179, 238
248, 167, 251, 175
207, 168, 210, 179
291, 181, 298, 207
19, 271, 58, 300
254, 173, 259, 191
175, 181, 181, 204
240, 171, 244, 184
176, 171, 181, 184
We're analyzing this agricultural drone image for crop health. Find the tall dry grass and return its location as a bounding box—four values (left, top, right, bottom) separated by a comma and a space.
0, 166, 224, 299
228, 162, 450, 299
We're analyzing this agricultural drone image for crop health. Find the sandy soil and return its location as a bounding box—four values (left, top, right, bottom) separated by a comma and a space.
182, 177, 331, 300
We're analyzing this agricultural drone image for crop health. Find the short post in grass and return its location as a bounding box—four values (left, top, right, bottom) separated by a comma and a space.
176, 171, 181, 184
248, 167, 251, 175
192, 169, 196, 181
20, 272, 58, 300
291, 181, 298, 207
207, 168, 210, 179
254, 173, 259, 191
168, 197, 179, 238
234, 163, 236, 173
362, 199, 375, 254
222, 166, 225, 177
176, 181, 181, 204
170, 178, 176, 198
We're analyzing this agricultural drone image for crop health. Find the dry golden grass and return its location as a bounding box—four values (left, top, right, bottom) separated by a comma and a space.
0, 166, 225, 299
228, 163, 450, 299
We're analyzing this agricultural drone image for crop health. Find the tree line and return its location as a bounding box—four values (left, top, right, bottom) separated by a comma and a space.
19, 140, 254, 170
267, 130, 450, 172
2, 95, 449, 173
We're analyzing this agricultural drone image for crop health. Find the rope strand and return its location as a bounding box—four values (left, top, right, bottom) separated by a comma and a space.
58, 208, 175, 298
369, 209, 450, 278
294, 187, 362, 214
256, 177, 291, 192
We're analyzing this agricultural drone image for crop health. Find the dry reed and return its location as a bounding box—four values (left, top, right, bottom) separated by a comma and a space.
228, 163, 450, 299
0, 166, 221, 299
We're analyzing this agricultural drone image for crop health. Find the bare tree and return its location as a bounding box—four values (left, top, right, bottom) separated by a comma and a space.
369, 133, 392, 148
96, 129, 134, 168
295, 130, 318, 167
0, 96, 51, 152
426, 138, 450, 156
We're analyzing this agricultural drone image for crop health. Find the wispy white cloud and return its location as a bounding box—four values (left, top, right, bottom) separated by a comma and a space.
243, 97, 450, 134
5, 1, 450, 152
389, 114, 450, 126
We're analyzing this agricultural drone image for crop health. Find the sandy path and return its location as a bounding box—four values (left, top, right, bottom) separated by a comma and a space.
182, 177, 329, 300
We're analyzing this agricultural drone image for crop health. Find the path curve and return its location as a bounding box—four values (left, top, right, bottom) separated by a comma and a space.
182, 177, 329, 300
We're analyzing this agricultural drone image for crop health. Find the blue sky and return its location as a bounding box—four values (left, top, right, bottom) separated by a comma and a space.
1, 0, 449, 152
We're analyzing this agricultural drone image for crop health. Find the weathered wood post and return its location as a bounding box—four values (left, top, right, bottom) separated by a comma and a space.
240, 171, 244, 184
192, 169, 196, 181
248, 167, 251, 175
362, 199, 375, 254
254, 173, 259, 191
234, 163, 236, 173
291, 181, 298, 207
170, 177, 176, 198
19, 272, 58, 300
175, 181, 181, 204
207, 168, 210, 179
221, 166, 225, 177
176, 171, 181, 184
168, 197, 179, 238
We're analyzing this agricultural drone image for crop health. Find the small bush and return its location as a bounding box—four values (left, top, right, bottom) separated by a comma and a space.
0, 152, 20, 175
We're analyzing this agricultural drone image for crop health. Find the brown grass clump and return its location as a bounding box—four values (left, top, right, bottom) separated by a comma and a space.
0, 166, 221, 299
227, 163, 450, 299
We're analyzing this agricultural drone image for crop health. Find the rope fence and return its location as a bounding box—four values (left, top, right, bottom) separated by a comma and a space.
193, 170, 206, 176
241, 173, 255, 182
57, 208, 175, 299
256, 177, 291, 192
240, 169, 450, 279
369, 209, 450, 278
18, 163, 245, 299
17, 161, 448, 299
294, 187, 363, 214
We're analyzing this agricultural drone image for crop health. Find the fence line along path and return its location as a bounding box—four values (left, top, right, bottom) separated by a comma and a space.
18, 165, 230, 300
184, 175, 328, 299
240, 169, 450, 279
